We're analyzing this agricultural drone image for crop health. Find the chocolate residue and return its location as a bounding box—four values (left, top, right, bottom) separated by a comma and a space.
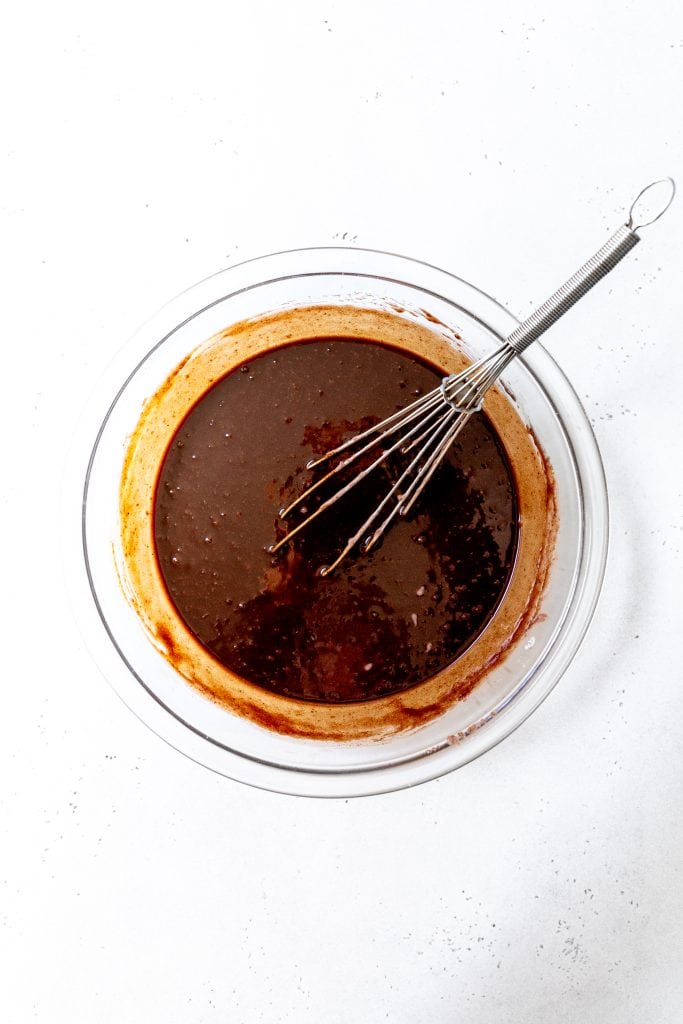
118, 305, 557, 742
153, 339, 519, 704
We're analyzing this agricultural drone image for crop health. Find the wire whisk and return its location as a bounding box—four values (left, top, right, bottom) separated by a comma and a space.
271, 178, 674, 575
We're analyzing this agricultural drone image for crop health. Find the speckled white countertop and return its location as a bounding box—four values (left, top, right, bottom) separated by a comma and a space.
2, 1, 682, 1021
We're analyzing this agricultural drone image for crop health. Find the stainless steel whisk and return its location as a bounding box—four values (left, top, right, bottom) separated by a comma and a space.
272, 179, 675, 575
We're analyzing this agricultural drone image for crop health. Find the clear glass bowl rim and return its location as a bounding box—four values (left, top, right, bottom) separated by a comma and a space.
62, 246, 609, 798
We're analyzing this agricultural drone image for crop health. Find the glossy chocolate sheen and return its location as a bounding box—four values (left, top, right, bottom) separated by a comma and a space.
153, 338, 518, 703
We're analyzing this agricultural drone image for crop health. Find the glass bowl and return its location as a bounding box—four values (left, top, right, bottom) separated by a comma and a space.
62, 247, 608, 797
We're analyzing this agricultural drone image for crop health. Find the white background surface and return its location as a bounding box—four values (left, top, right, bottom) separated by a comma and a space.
2, 1, 682, 1021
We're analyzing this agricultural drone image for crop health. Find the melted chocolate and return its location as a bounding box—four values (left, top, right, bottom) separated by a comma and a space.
153, 338, 518, 703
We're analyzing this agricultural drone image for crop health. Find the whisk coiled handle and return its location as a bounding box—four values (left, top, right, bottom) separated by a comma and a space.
505, 177, 675, 355
506, 225, 639, 354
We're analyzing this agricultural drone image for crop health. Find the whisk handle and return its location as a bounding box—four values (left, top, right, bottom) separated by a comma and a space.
506, 177, 675, 355
506, 225, 639, 354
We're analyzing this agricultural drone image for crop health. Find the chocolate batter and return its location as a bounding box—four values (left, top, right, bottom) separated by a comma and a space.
153, 338, 519, 703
